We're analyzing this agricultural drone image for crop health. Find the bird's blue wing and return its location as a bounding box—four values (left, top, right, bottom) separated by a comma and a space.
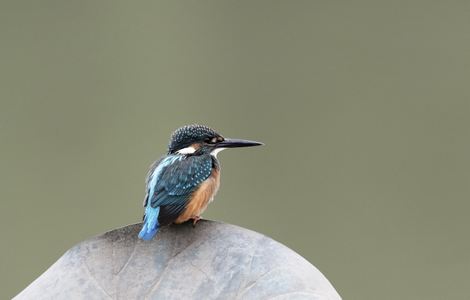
145, 154, 213, 224
157, 154, 214, 197
139, 154, 214, 239
152, 155, 213, 225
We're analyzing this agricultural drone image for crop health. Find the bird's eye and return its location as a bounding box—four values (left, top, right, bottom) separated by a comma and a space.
205, 137, 219, 144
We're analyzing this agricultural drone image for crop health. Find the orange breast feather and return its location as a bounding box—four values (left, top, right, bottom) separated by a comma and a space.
174, 169, 220, 224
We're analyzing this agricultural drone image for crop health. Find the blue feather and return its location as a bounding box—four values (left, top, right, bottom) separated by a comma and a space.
138, 206, 160, 240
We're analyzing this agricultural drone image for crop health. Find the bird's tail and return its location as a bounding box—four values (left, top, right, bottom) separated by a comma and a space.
138, 206, 160, 240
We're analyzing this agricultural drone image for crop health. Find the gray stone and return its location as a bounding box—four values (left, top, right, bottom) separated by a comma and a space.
15, 221, 341, 300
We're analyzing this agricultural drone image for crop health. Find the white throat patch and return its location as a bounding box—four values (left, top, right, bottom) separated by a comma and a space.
211, 148, 226, 158
177, 146, 196, 154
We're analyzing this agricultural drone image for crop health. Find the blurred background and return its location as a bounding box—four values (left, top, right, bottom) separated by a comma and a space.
1, 1, 469, 299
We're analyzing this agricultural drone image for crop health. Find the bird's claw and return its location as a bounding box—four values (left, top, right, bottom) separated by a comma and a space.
192, 216, 201, 228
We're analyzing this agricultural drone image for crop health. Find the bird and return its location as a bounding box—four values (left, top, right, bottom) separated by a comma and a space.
138, 124, 263, 240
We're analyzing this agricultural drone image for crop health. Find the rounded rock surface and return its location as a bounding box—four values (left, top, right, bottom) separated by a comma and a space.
15, 221, 341, 300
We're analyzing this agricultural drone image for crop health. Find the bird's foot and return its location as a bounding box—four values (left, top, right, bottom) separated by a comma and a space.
192, 216, 201, 228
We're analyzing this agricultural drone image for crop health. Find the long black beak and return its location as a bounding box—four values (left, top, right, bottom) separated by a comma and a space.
215, 138, 264, 148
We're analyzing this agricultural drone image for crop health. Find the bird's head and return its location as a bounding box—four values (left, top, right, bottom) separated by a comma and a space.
168, 124, 263, 156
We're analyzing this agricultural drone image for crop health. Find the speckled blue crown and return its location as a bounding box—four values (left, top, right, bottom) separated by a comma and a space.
168, 124, 219, 153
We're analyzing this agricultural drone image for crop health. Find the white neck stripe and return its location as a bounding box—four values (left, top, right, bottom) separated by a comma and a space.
211, 148, 226, 158
177, 146, 196, 154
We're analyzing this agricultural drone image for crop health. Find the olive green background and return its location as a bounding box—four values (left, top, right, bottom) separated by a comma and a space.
1, 1, 469, 299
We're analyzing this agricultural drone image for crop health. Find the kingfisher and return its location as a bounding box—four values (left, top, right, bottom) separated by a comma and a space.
138, 124, 263, 240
